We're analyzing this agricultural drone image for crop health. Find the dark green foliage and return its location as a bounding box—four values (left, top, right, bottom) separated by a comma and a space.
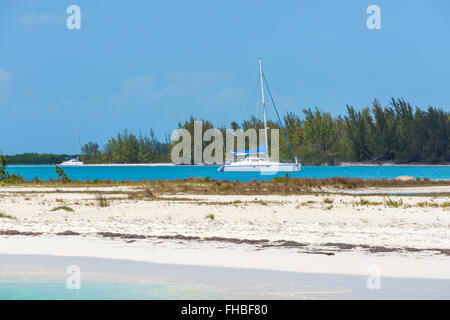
272, 173, 291, 183
242, 116, 264, 131
3, 98, 449, 165
370, 99, 396, 161
81, 129, 170, 164
50, 206, 75, 212
55, 165, 71, 183
301, 108, 337, 164
344, 106, 373, 161
0, 154, 6, 180
2, 174, 25, 184
0, 153, 25, 183
81, 142, 101, 163
230, 121, 240, 130
281, 98, 449, 164
6, 153, 73, 165
420, 107, 449, 163
172, 117, 215, 164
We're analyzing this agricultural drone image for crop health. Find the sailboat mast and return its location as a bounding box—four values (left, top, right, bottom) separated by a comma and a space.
259, 58, 269, 157
75, 127, 82, 161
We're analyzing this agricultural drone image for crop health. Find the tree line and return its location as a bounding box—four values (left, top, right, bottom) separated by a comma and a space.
81, 129, 171, 164
5, 98, 449, 165
171, 98, 449, 165
5, 153, 74, 165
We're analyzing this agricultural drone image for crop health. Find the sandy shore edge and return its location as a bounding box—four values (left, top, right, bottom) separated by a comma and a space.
0, 236, 449, 280
8, 163, 450, 167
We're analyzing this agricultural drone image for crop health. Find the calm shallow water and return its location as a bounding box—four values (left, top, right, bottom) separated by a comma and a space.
0, 280, 189, 300
1, 254, 449, 299
6, 165, 450, 181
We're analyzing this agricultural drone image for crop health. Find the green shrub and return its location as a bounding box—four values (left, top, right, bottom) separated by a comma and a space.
384, 197, 403, 208
0, 212, 16, 219
55, 165, 71, 183
50, 206, 75, 212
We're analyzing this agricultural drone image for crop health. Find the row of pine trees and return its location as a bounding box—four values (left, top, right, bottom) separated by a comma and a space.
81, 130, 170, 164
80, 98, 449, 165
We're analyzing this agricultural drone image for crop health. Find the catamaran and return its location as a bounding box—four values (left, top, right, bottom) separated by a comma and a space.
60, 157, 84, 166
60, 130, 84, 166
218, 59, 301, 173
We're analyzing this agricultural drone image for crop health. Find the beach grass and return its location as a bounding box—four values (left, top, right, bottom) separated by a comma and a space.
296, 200, 315, 208
356, 198, 383, 206
50, 206, 74, 212
384, 197, 403, 208
127, 188, 156, 200
441, 202, 450, 208
96, 195, 110, 207
417, 201, 440, 208
1, 177, 450, 200
205, 214, 215, 220
0, 212, 16, 219
1, 176, 450, 191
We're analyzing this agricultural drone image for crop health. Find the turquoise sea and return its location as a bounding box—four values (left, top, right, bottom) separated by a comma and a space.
3, 276, 448, 300
7, 165, 450, 181
0, 280, 189, 300
2, 255, 449, 299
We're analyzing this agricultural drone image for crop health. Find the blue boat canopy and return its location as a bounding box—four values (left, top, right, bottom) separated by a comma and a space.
232, 143, 267, 156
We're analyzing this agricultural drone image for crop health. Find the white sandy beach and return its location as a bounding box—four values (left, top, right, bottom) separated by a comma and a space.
2, 252, 448, 299
1, 236, 449, 280
0, 185, 449, 282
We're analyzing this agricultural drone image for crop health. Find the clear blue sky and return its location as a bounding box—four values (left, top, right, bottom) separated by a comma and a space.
1, 0, 449, 154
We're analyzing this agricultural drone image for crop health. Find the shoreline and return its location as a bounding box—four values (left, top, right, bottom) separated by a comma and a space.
1, 236, 449, 280
2, 252, 449, 299
7, 163, 450, 167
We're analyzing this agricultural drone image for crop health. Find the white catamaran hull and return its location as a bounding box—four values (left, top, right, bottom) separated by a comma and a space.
60, 159, 84, 166
217, 59, 302, 174
218, 163, 301, 172
60, 162, 83, 166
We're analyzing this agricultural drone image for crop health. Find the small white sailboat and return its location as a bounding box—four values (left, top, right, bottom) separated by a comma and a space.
60, 130, 84, 166
60, 157, 84, 166
218, 59, 301, 173
218, 156, 300, 172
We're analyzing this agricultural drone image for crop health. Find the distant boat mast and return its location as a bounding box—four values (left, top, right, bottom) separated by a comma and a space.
259, 58, 269, 158
75, 127, 82, 160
